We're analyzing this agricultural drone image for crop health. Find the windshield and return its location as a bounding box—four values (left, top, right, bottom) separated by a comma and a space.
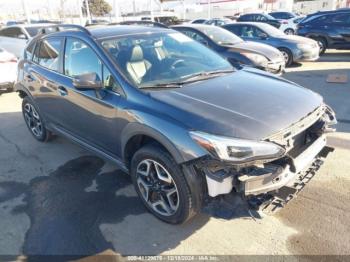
101, 32, 233, 88
258, 23, 285, 37
196, 26, 243, 45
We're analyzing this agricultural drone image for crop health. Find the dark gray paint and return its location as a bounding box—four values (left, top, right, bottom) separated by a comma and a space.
16, 26, 323, 167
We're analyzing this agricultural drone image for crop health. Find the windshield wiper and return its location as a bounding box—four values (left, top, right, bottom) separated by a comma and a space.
180, 69, 235, 83
139, 83, 183, 89
139, 69, 235, 89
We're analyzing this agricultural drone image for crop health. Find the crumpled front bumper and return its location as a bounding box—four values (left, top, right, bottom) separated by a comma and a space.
239, 134, 327, 196
203, 106, 336, 199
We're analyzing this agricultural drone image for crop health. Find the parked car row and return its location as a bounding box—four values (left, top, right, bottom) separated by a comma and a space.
296, 9, 350, 54
0, 48, 17, 93
223, 22, 319, 66
173, 24, 286, 74
0, 23, 55, 57
15, 24, 336, 224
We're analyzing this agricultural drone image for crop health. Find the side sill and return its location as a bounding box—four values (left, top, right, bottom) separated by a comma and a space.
51, 124, 129, 173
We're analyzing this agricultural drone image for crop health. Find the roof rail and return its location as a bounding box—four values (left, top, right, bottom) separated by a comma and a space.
110, 21, 169, 29
40, 24, 91, 35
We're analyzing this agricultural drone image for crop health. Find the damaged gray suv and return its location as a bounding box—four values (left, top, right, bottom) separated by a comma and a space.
16, 25, 336, 224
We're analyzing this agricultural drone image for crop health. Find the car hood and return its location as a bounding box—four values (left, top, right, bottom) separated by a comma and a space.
148, 68, 323, 140
277, 34, 316, 45
226, 41, 283, 61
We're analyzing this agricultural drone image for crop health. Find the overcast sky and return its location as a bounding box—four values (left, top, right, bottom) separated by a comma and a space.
0, 0, 184, 17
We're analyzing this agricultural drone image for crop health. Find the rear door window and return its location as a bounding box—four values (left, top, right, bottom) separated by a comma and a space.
310, 14, 332, 25
24, 40, 36, 60
36, 38, 63, 72
256, 15, 267, 21
331, 13, 350, 24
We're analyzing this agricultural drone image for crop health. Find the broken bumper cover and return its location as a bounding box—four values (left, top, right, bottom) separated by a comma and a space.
239, 134, 327, 196
204, 134, 331, 198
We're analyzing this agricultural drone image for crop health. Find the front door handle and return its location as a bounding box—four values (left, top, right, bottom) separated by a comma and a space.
25, 74, 34, 82
58, 86, 68, 96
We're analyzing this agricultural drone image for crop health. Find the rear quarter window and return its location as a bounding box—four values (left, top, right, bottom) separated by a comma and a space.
24, 40, 36, 60
33, 38, 63, 72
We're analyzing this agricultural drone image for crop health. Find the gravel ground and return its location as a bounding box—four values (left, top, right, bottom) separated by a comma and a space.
0, 50, 349, 259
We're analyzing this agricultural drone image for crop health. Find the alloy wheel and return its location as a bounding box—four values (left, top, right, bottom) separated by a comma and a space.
317, 40, 325, 54
136, 159, 180, 216
284, 29, 294, 35
24, 103, 43, 138
281, 51, 290, 64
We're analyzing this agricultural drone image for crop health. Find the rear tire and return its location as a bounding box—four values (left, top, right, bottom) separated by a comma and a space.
278, 47, 293, 66
22, 96, 53, 142
130, 145, 196, 224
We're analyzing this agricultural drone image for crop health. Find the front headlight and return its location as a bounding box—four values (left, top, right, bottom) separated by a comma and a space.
297, 43, 313, 50
241, 52, 268, 66
190, 131, 285, 163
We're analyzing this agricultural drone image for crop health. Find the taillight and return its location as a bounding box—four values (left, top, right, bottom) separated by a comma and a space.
0, 57, 17, 63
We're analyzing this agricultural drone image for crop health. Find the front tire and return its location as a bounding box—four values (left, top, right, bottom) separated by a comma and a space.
22, 96, 53, 142
278, 47, 293, 66
284, 28, 294, 35
313, 37, 327, 55
130, 145, 195, 224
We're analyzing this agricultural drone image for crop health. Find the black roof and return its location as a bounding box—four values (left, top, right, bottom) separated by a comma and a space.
37, 24, 172, 40
89, 25, 171, 39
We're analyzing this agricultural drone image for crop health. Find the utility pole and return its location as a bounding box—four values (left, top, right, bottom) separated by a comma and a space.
85, 0, 92, 24
77, 0, 84, 25
182, 0, 186, 20
150, 0, 154, 21
113, 0, 120, 22
208, 0, 211, 19
132, 0, 137, 17
21, 0, 30, 23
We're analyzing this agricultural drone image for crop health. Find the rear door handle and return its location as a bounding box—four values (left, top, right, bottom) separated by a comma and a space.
58, 86, 68, 96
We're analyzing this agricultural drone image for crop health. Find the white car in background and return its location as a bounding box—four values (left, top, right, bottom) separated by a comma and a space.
0, 48, 17, 93
0, 23, 53, 57
269, 12, 304, 35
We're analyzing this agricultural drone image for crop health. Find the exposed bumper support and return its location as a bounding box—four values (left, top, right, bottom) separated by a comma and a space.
239, 135, 327, 196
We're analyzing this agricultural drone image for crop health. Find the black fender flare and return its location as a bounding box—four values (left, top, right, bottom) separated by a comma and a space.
15, 82, 33, 99
121, 122, 207, 164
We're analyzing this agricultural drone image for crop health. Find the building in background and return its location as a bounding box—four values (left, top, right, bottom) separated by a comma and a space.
0, 0, 349, 24
293, 0, 349, 14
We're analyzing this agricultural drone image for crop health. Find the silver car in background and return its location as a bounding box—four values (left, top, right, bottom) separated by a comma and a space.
223, 22, 319, 66
0, 23, 53, 57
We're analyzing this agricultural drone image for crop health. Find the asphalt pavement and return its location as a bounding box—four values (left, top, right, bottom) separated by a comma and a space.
0, 50, 349, 259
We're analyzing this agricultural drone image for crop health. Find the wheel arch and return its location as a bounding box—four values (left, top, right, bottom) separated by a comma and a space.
15, 83, 33, 99
121, 123, 206, 168
306, 34, 329, 46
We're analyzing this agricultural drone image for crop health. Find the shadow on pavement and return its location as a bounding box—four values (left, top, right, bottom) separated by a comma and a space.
0, 112, 255, 259
0, 156, 212, 260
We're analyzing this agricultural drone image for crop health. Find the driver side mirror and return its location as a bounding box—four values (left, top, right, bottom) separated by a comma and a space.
73, 73, 103, 90
199, 39, 209, 46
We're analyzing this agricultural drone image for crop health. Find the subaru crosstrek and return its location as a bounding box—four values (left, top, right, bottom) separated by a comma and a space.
16, 25, 336, 224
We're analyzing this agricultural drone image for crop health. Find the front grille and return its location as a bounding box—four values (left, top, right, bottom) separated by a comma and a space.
266, 105, 325, 148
